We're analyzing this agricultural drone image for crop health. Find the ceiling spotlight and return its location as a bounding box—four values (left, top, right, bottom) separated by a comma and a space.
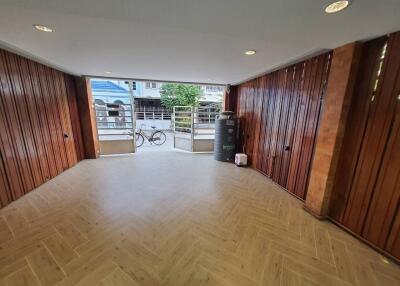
33, 24, 54, 32
325, 1, 350, 14
245, 50, 256, 56
105, 71, 112, 74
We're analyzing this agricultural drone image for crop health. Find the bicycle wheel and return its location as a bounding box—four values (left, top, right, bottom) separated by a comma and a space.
152, 131, 167, 145
135, 132, 144, 147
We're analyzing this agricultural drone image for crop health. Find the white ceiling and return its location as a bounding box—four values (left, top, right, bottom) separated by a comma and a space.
0, 0, 399, 84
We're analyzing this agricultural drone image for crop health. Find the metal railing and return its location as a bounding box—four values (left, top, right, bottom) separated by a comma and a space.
95, 103, 134, 140
173, 106, 219, 138
135, 111, 171, 120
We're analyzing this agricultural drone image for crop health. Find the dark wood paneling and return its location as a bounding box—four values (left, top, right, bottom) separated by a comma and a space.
386, 208, 400, 259
328, 31, 400, 260
224, 85, 237, 112
328, 37, 387, 222
0, 51, 35, 194
233, 52, 331, 199
65, 75, 85, 162
343, 34, 400, 234
0, 48, 84, 208
75, 77, 99, 159
0, 146, 11, 207
363, 99, 400, 248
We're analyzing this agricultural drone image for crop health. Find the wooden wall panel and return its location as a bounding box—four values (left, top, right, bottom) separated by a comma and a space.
386, 209, 400, 259
0, 146, 11, 207
268, 69, 285, 181
342, 34, 400, 234
279, 63, 303, 188
223, 85, 237, 113
363, 100, 400, 248
0, 51, 35, 194
7, 54, 43, 188
0, 48, 85, 209
254, 78, 267, 168
75, 77, 100, 159
255, 76, 271, 174
273, 68, 294, 186
292, 55, 330, 198
37, 64, 66, 175
258, 73, 278, 177
0, 86, 25, 201
30, 61, 60, 179
65, 75, 85, 162
234, 52, 331, 199
19, 57, 50, 183
328, 38, 387, 222
328, 32, 400, 260
54, 69, 79, 167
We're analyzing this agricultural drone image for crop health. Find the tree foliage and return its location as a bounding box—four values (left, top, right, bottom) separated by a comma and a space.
160, 83, 202, 111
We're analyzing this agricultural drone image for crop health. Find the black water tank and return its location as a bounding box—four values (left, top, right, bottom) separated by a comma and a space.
214, 111, 237, 162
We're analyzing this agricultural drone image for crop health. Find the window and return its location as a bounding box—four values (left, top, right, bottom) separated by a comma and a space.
206, 86, 223, 93
113, 100, 124, 105
94, 99, 105, 105
145, 82, 158, 89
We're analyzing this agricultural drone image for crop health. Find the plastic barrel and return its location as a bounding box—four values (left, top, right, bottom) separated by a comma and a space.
214, 111, 237, 162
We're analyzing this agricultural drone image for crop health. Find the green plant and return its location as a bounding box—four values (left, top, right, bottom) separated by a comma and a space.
160, 83, 202, 112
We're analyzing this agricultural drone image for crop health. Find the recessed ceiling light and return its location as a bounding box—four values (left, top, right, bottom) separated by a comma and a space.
33, 24, 54, 32
105, 71, 112, 74
325, 1, 350, 14
245, 50, 256, 56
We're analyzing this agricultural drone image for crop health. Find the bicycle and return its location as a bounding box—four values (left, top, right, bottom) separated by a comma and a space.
135, 126, 167, 147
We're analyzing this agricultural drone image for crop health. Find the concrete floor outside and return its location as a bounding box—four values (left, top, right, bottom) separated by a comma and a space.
137, 130, 174, 152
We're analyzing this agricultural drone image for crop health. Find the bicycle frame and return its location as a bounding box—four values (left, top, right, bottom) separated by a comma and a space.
137, 128, 158, 144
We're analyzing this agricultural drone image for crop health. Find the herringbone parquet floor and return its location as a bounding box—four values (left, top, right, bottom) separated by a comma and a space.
0, 152, 399, 286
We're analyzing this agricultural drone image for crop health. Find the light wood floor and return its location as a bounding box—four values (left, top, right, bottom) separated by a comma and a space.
0, 152, 399, 286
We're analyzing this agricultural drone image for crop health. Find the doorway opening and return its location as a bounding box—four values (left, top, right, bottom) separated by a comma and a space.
90, 78, 224, 154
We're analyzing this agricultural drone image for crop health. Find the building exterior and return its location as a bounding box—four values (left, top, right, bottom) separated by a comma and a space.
90, 79, 224, 112
91, 80, 131, 105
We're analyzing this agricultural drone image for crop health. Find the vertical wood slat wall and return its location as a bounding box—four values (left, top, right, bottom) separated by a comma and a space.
329, 32, 400, 259
233, 52, 331, 199
65, 75, 85, 162
0, 48, 84, 208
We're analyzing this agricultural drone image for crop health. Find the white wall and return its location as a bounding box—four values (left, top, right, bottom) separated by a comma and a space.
136, 119, 172, 130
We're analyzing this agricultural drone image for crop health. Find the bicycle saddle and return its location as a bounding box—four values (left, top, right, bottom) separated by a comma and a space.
151, 126, 156, 129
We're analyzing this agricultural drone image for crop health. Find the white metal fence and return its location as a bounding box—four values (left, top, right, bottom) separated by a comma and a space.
95, 103, 134, 141
173, 106, 219, 138
173, 106, 219, 152
135, 111, 172, 121
94, 102, 218, 151
135, 111, 172, 131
